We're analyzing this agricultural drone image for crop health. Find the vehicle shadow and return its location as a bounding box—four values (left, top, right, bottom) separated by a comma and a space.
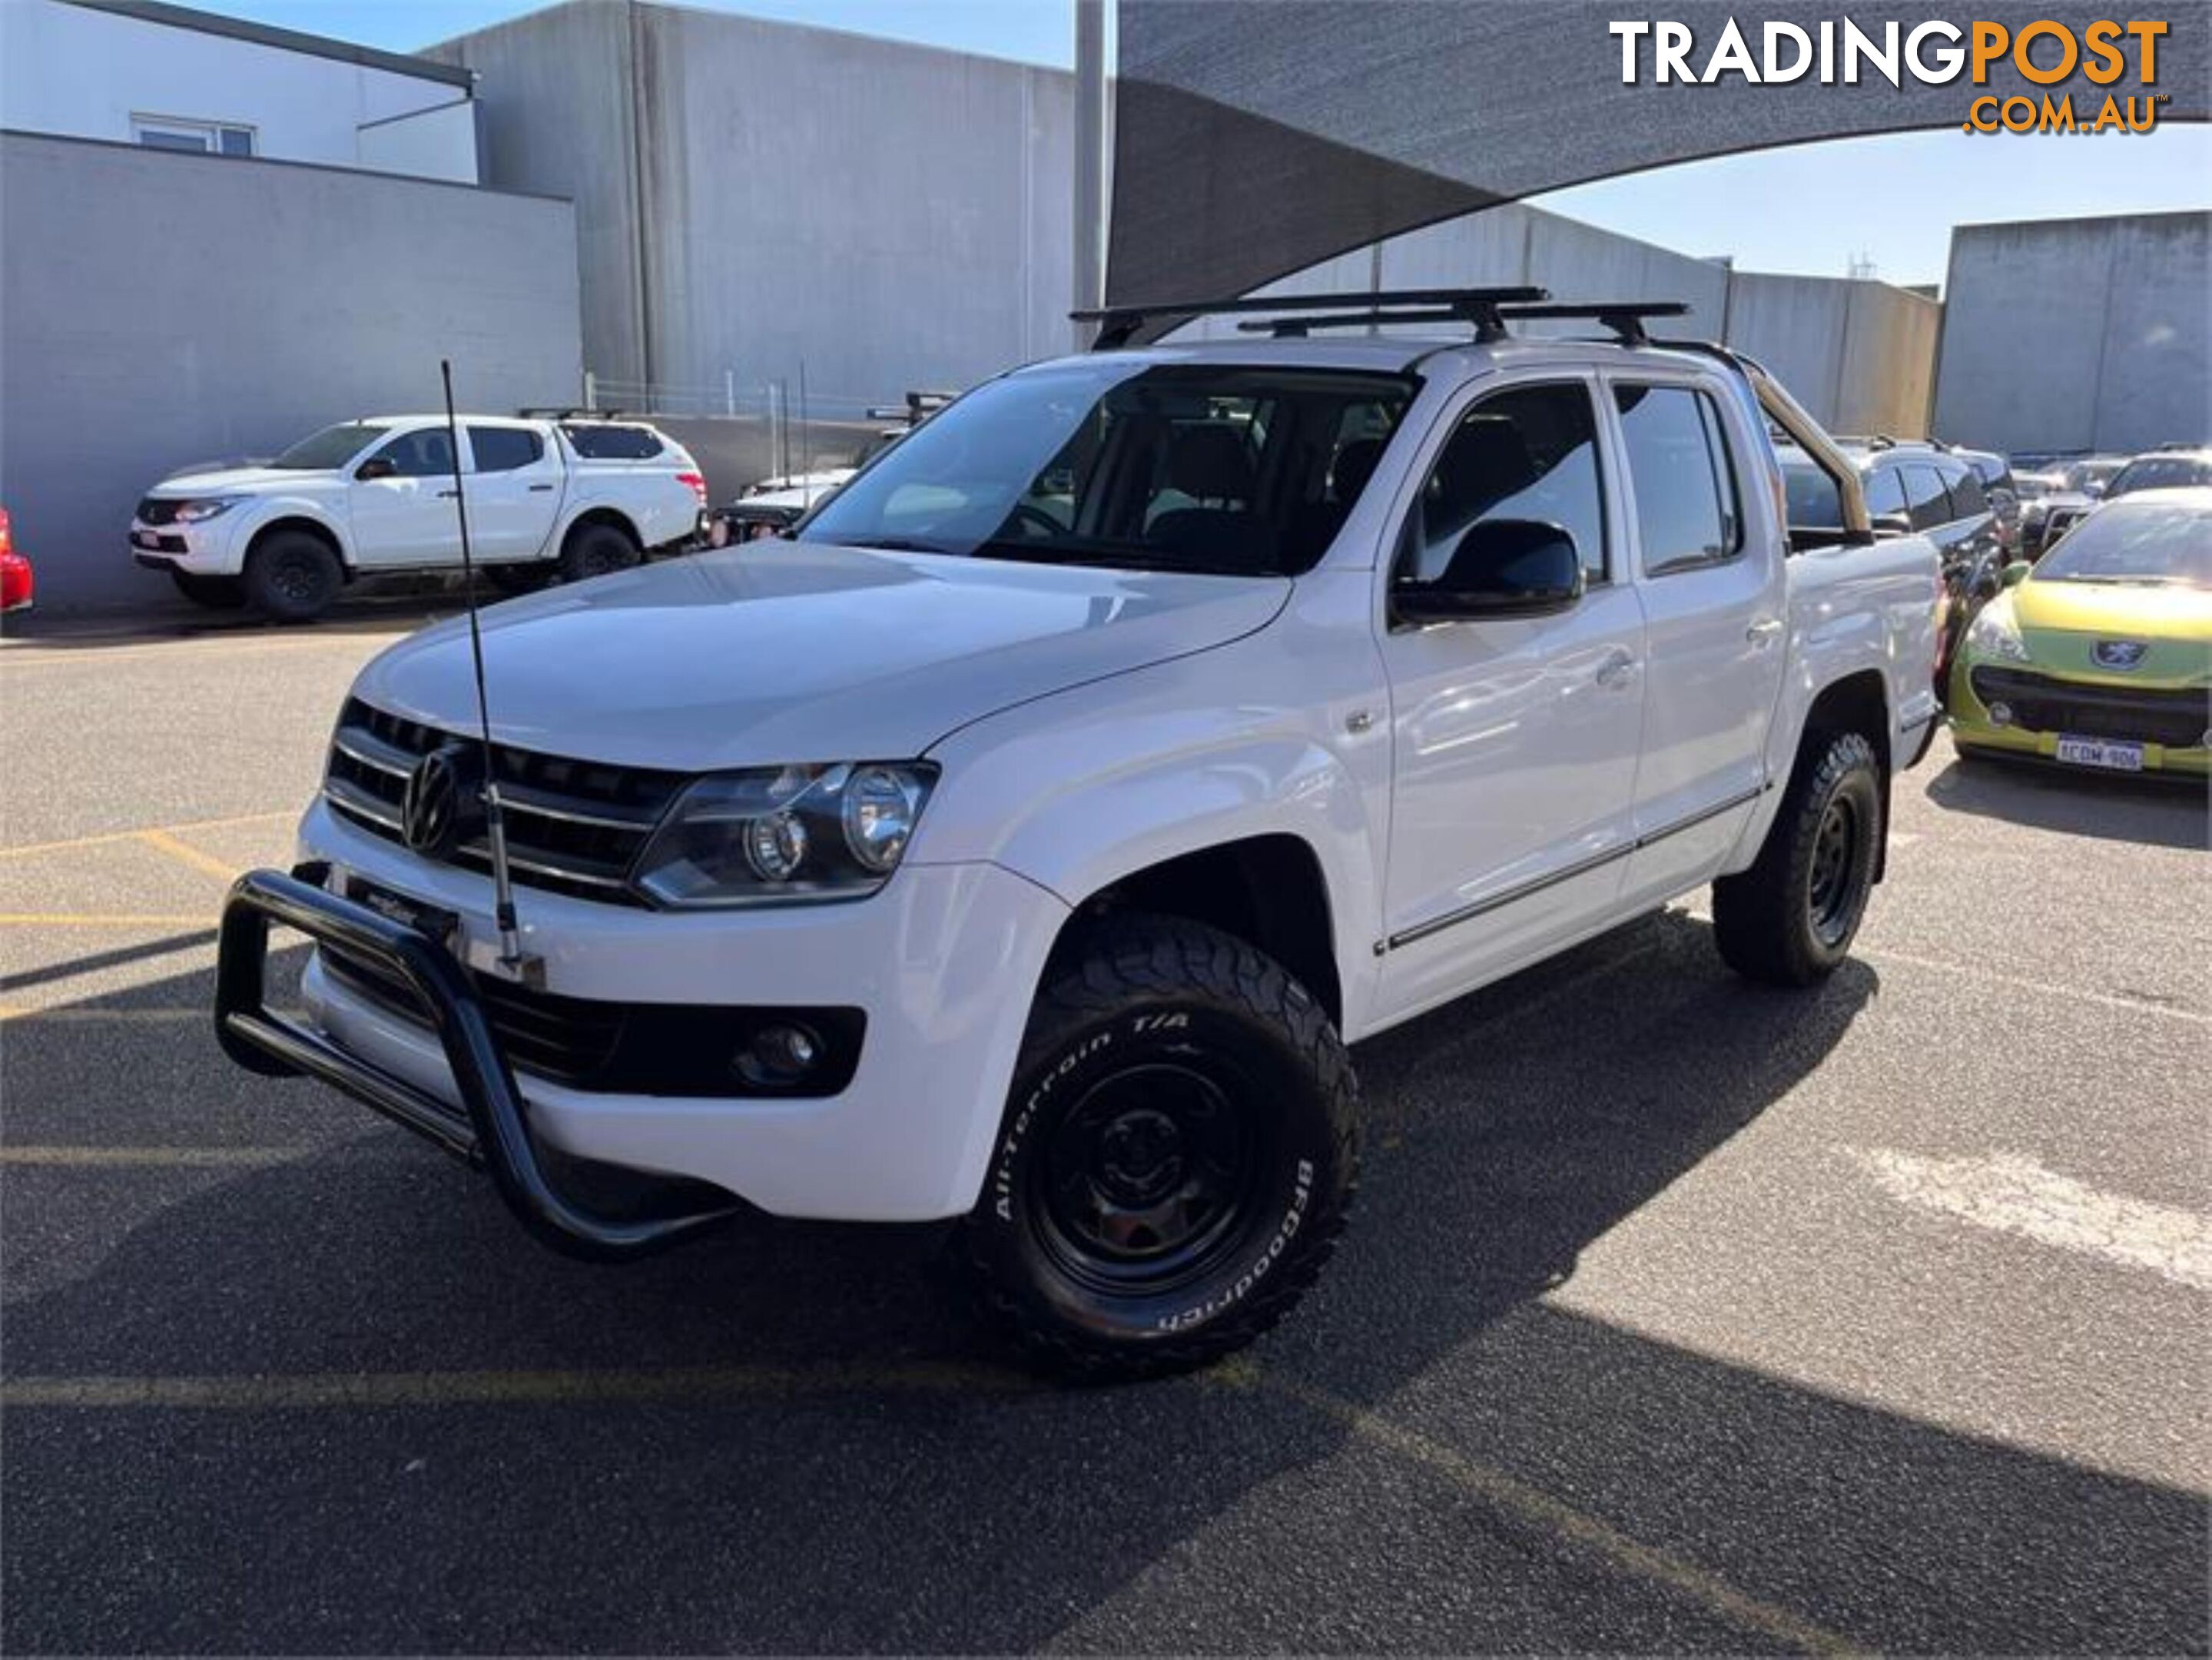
1924, 751, 2209, 852
4, 914, 2204, 1653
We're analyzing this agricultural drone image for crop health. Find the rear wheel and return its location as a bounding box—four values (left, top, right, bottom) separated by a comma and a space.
168, 569, 245, 609
1712, 730, 1882, 986
243, 531, 343, 622
556, 521, 640, 584
960, 914, 1359, 1382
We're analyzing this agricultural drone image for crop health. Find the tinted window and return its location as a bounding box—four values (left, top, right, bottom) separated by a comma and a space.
1614, 385, 1739, 576
1946, 466, 1988, 518
798, 363, 1415, 578
469, 426, 545, 473
562, 423, 664, 460
370, 429, 456, 480
1398, 384, 1607, 586
272, 423, 389, 470
2106, 455, 2212, 497
1862, 465, 1908, 518
1900, 464, 1951, 530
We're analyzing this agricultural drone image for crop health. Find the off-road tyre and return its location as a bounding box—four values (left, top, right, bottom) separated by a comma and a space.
168, 569, 245, 609
485, 563, 555, 597
961, 913, 1359, 1383
243, 531, 343, 622
1712, 729, 1882, 987
555, 520, 640, 584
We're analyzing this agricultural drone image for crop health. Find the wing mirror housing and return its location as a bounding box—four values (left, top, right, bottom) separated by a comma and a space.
1394, 520, 1583, 626
354, 457, 399, 482
2001, 560, 2031, 589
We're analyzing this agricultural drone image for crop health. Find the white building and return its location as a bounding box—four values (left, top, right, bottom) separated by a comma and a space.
0, 0, 479, 182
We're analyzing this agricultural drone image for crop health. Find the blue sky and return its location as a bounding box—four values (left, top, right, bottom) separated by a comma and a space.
211, 0, 2209, 289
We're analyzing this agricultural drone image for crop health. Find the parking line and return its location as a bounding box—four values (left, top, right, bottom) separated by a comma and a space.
0, 1145, 303, 1167
0, 1360, 1040, 1410
134, 828, 240, 883
1241, 1367, 1859, 1656
0, 810, 291, 862
1857, 945, 2211, 1024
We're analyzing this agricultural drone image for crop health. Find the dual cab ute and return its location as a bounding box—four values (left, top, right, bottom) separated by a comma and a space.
214, 290, 1941, 1378
133, 413, 706, 620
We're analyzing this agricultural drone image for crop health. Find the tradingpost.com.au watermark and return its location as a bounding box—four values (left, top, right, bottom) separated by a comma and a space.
1610, 18, 2174, 132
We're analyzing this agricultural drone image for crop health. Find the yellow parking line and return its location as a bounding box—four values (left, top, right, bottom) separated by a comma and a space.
1245, 1368, 1859, 1656
135, 828, 240, 883
0, 810, 290, 862
0, 914, 213, 928
1, 1145, 300, 1167
0, 1360, 1038, 1410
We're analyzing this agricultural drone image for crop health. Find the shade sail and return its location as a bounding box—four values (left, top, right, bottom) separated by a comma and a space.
1107, 0, 2207, 311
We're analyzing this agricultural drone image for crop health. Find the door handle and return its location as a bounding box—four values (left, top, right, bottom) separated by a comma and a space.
1746, 617, 1784, 646
436, 488, 459, 500
527, 483, 555, 492
1594, 649, 1638, 689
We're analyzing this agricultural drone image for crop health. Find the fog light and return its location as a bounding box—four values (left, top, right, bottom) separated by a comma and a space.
1988, 701, 2014, 727
735, 1021, 821, 1088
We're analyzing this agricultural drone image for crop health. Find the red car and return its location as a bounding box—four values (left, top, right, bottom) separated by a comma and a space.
0, 507, 32, 614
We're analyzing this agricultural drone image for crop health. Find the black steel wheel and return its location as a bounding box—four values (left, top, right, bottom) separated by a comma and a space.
556, 521, 640, 583
962, 913, 1358, 1382
1713, 729, 1883, 986
242, 530, 343, 622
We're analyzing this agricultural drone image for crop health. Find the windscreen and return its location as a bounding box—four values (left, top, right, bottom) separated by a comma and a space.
795, 361, 1416, 577
272, 423, 390, 470
2036, 500, 2210, 587
2105, 455, 2212, 498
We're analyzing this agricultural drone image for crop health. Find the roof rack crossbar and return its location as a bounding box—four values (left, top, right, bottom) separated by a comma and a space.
516, 407, 632, 420
1075, 285, 1548, 349
1235, 299, 1694, 347
1497, 301, 1690, 346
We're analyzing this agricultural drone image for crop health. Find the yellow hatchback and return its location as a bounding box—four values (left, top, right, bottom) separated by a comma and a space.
1950, 487, 2211, 779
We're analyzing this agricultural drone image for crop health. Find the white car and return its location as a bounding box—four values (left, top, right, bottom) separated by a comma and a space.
214, 293, 1940, 1378
132, 415, 707, 620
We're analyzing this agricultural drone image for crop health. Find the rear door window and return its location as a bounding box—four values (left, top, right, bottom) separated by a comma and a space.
1945, 465, 1988, 519
468, 426, 546, 473
1901, 464, 1951, 530
1612, 383, 1741, 576
1863, 465, 1908, 520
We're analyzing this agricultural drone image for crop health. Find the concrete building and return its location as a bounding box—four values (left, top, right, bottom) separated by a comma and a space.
426, 0, 1074, 424
0, 0, 480, 181
0, 1, 582, 611
1934, 211, 2210, 456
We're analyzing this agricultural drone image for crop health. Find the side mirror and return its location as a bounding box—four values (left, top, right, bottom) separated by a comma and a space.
1871, 513, 1913, 537
2084, 482, 2107, 500
1395, 519, 1583, 625
2001, 561, 2031, 589
355, 456, 398, 482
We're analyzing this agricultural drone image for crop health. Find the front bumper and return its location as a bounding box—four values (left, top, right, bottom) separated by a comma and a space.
130, 517, 240, 574
1948, 656, 2211, 776
233, 800, 1070, 1227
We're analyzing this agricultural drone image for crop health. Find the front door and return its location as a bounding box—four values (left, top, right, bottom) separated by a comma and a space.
348, 426, 463, 569
1374, 375, 1647, 1025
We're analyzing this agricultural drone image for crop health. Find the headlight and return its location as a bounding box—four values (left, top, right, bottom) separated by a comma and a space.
631, 762, 937, 908
171, 496, 244, 523
1967, 608, 2030, 662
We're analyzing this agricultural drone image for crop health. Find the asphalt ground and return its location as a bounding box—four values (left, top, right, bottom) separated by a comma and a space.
2, 603, 2207, 1655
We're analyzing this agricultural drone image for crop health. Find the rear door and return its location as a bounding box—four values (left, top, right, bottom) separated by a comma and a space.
463, 423, 563, 560
347, 425, 461, 569
1902, 461, 1971, 563
1373, 374, 1649, 1021
1603, 373, 1787, 906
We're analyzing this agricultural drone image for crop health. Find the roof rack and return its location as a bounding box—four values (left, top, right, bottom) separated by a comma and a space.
1230, 299, 1692, 347
517, 407, 634, 421
1075, 287, 1548, 350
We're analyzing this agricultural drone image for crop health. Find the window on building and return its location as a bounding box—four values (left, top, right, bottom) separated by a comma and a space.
1398, 383, 1609, 586
1613, 384, 1741, 576
468, 427, 546, 473
132, 116, 257, 157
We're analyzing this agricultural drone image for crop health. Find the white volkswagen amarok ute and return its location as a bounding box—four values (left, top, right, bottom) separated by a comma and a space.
215, 290, 1942, 1379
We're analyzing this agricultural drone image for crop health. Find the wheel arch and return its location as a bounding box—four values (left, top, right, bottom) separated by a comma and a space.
560, 505, 643, 549
1795, 667, 1893, 881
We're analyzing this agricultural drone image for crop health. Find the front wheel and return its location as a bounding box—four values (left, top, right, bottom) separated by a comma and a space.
243, 531, 343, 622
1711, 730, 1882, 986
960, 915, 1359, 1382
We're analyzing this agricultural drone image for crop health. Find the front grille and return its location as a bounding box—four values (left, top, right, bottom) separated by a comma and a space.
1968, 668, 2210, 749
322, 698, 688, 905
136, 497, 182, 526
319, 945, 863, 1097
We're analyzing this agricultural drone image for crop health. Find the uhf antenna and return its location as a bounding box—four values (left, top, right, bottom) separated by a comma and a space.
439, 360, 534, 984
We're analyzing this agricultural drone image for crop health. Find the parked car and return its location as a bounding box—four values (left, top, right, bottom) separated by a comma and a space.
1949, 487, 2211, 778
710, 393, 954, 543
2019, 453, 2131, 556
211, 291, 1939, 1378
0, 506, 32, 614
1779, 439, 2003, 695
131, 415, 708, 621
2035, 449, 2212, 556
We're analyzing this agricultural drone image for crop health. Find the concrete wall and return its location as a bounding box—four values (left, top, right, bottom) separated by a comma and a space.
0, 132, 582, 609
0, 0, 477, 181
433, 0, 1074, 422
1935, 211, 2210, 455
1722, 272, 1941, 437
